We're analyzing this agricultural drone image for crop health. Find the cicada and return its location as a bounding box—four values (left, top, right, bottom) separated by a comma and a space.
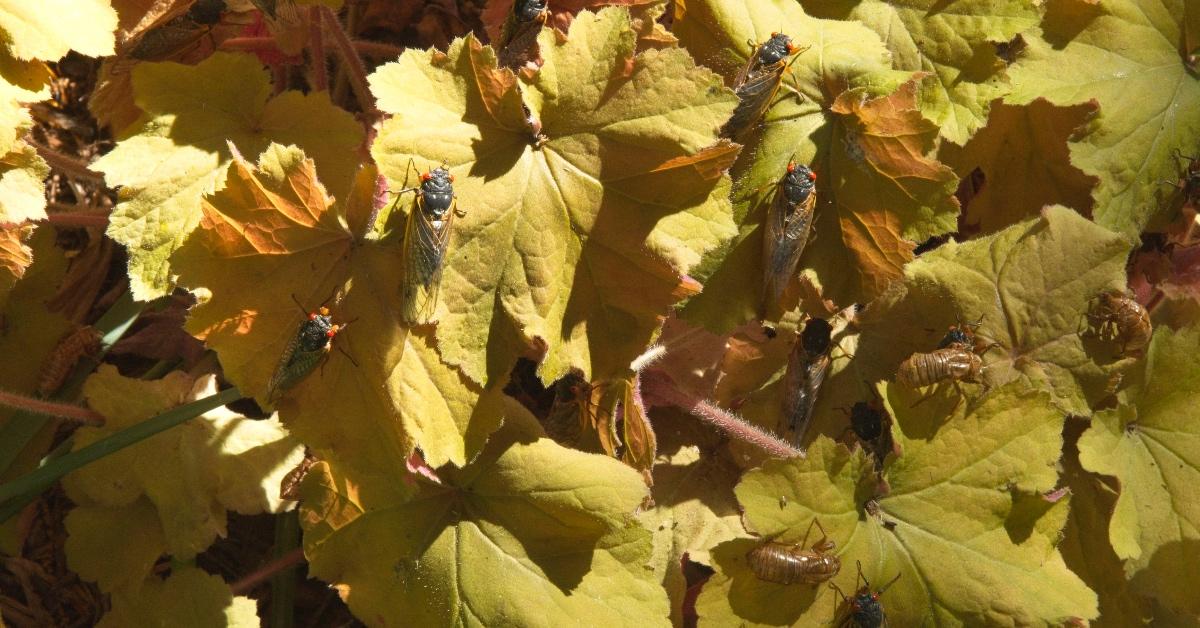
280, 449, 318, 501
544, 371, 594, 447
841, 386, 894, 471
1167, 149, 1200, 205
266, 302, 344, 401
720, 32, 809, 139
497, 0, 549, 70
397, 163, 465, 325
830, 560, 901, 628
895, 345, 983, 390
130, 0, 225, 60
1082, 290, 1151, 356
936, 315, 984, 349
747, 518, 841, 585
761, 160, 817, 317
781, 316, 832, 448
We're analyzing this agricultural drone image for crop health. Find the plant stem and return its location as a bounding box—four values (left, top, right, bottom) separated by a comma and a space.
319, 6, 376, 116
350, 40, 404, 59
0, 386, 242, 508
32, 143, 104, 184
308, 6, 328, 92
41, 211, 109, 229
640, 370, 802, 459
231, 547, 305, 597
268, 512, 302, 626
0, 390, 104, 426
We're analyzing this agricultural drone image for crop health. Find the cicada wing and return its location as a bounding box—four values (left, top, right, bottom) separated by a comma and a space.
498, 8, 548, 69
720, 64, 785, 139
267, 345, 328, 402
401, 198, 455, 325
782, 347, 830, 448
761, 183, 816, 313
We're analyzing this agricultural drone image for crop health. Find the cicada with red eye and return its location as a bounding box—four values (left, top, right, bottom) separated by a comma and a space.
498, 0, 549, 70
720, 32, 810, 139
396, 162, 466, 325
830, 561, 901, 628
266, 302, 345, 401
761, 160, 817, 317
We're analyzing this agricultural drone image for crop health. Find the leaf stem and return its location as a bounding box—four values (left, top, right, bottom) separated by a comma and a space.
40, 210, 109, 229
0, 390, 104, 426
232, 546, 305, 597
0, 386, 242, 509
31, 142, 104, 184
640, 370, 802, 459
318, 6, 377, 116
308, 6, 328, 92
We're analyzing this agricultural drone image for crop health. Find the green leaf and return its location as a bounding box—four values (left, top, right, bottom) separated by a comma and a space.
801, 0, 1042, 144
672, 0, 958, 330
63, 368, 303, 563
93, 52, 363, 299
301, 410, 669, 626
98, 566, 259, 628
699, 386, 1097, 626
0, 141, 50, 223
370, 8, 738, 384
1077, 323, 1200, 615
855, 205, 1131, 415
1007, 0, 1200, 235
0, 0, 117, 61
0, 51, 51, 156
65, 498, 166, 594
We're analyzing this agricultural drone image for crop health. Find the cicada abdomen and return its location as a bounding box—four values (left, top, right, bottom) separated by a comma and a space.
761, 161, 817, 317
497, 0, 549, 70
781, 317, 832, 448
895, 345, 982, 389
747, 518, 841, 585
267, 305, 342, 401
830, 561, 901, 628
720, 32, 809, 139
38, 326, 102, 396
401, 164, 463, 325
1083, 291, 1151, 356
130, 0, 224, 60
280, 449, 318, 501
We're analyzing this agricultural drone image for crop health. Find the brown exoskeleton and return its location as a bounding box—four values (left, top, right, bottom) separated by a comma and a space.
1082, 291, 1151, 356
746, 518, 841, 585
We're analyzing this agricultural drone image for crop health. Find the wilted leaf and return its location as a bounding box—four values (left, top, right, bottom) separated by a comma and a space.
370, 8, 737, 385
699, 386, 1096, 626
855, 206, 1131, 415
0, 223, 32, 306
92, 52, 363, 299
300, 412, 669, 626
98, 566, 258, 628
1077, 323, 1200, 615
940, 98, 1099, 235
0, 0, 118, 61
673, 0, 957, 330
800, 0, 1042, 144
1007, 0, 1200, 235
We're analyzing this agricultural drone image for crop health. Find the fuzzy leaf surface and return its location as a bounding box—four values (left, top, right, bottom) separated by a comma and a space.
1007, 0, 1200, 235
93, 52, 362, 299
0, 0, 117, 60
1077, 323, 1200, 615
301, 414, 668, 626
370, 8, 737, 385
672, 0, 958, 330
0, 141, 49, 223
699, 386, 1096, 626
855, 206, 1131, 415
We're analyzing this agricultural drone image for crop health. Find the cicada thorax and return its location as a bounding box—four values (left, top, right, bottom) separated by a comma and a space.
267, 306, 342, 401
130, 0, 225, 61
1083, 291, 1151, 356
895, 345, 982, 389
761, 161, 817, 317
845, 391, 894, 471
831, 561, 901, 628
401, 165, 459, 325
747, 518, 841, 585
720, 32, 808, 139
781, 316, 832, 448
498, 0, 549, 70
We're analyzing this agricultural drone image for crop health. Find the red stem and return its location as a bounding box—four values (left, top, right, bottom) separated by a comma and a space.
32, 143, 104, 184
309, 6, 328, 92
640, 370, 803, 459
219, 36, 400, 60
229, 547, 305, 595
318, 6, 377, 116
0, 389, 105, 426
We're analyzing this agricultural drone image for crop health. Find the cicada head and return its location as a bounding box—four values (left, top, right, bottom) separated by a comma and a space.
515, 0, 549, 22
800, 317, 833, 354
420, 166, 456, 218
298, 307, 335, 352
758, 32, 796, 66
849, 400, 885, 441
782, 162, 816, 206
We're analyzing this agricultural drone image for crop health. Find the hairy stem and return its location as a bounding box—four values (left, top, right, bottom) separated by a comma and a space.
231, 547, 305, 596
32, 143, 104, 184
41, 210, 109, 229
640, 371, 802, 459
0, 390, 104, 426
308, 6, 328, 92
319, 6, 376, 116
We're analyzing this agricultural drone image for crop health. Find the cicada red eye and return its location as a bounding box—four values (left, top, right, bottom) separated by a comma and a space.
449, 173, 455, 182
421, 172, 432, 182
319, 307, 330, 316
787, 162, 797, 173
326, 325, 340, 338
771, 31, 778, 37
807, 171, 817, 182
787, 43, 798, 53
307, 312, 318, 321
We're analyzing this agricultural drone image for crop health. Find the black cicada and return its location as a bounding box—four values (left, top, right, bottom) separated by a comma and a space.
497, 0, 549, 70
398, 163, 465, 325
841, 386, 894, 472
267, 302, 344, 401
761, 160, 817, 317
781, 317, 833, 449
720, 32, 809, 139
830, 561, 901, 628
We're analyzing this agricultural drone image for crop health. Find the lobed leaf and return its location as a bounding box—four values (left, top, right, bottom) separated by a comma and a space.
98, 566, 258, 628
0, 0, 117, 61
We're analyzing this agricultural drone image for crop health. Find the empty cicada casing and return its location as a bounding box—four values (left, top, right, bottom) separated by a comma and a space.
266, 305, 343, 401
747, 518, 841, 585
1083, 291, 1151, 356
497, 0, 549, 70
280, 449, 318, 501
720, 32, 809, 139
399, 164, 464, 325
38, 326, 102, 396
781, 317, 832, 448
830, 560, 901, 628
895, 345, 983, 389
761, 161, 817, 317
